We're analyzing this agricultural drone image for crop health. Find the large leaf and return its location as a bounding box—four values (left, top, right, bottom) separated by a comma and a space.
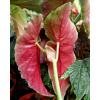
15, 14, 52, 96
60, 58, 90, 100
10, 0, 42, 13
79, 0, 90, 36
10, 0, 74, 19
42, 0, 74, 19
10, 5, 27, 38
44, 2, 78, 98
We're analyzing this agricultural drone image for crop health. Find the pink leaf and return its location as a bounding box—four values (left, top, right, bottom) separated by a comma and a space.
44, 3, 78, 98
15, 14, 52, 96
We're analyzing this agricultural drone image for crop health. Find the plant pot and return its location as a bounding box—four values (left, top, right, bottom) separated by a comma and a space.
10, 77, 16, 100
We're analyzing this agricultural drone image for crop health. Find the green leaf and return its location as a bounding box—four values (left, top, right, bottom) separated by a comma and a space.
10, 0, 42, 13
43, 74, 51, 85
10, 4, 27, 38
40, 63, 52, 88
40, 63, 55, 94
79, 0, 84, 6
40, 63, 48, 76
10, 0, 74, 19
10, 36, 16, 65
42, 0, 74, 19
84, 88, 90, 100
10, 23, 15, 36
60, 58, 90, 100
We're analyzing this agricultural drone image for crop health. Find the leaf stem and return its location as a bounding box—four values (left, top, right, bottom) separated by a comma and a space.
37, 94, 41, 100
52, 59, 63, 100
52, 42, 63, 100
36, 42, 46, 53
55, 42, 59, 62
74, 13, 81, 24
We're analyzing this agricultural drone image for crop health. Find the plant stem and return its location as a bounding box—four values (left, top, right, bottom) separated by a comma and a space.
52, 42, 63, 100
74, 13, 81, 24
55, 42, 59, 62
52, 60, 63, 100
37, 94, 41, 100
36, 42, 46, 53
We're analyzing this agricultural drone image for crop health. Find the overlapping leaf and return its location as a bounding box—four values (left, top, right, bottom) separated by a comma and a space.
44, 2, 78, 98
15, 14, 52, 96
42, 0, 74, 19
10, 0, 42, 13
10, 0, 74, 19
60, 58, 90, 100
79, 0, 90, 36
10, 5, 27, 38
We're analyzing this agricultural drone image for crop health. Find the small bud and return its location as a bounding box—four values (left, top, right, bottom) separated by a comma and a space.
45, 45, 56, 62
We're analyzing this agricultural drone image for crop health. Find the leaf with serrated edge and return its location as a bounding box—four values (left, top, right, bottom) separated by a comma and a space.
60, 58, 90, 100
44, 2, 78, 98
15, 14, 52, 96
11, 5, 27, 38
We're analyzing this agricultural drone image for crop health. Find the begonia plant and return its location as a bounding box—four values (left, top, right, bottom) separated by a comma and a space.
10, 0, 90, 100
